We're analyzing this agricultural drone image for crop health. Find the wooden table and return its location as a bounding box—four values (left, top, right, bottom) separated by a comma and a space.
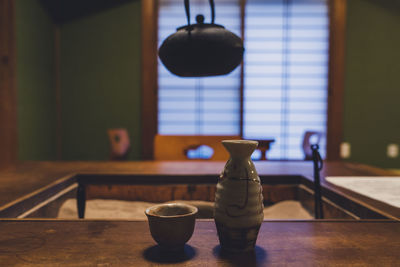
0, 219, 399, 266
0, 162, 399, 265
0, 161, 399, 220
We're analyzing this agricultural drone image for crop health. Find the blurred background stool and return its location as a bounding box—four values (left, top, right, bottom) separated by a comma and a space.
253, 139, 275, 160
302, 131, 323, 160
108, 128, 130, 160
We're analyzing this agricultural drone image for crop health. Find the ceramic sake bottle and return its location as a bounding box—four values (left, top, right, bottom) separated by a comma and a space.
214, 140, 264, 252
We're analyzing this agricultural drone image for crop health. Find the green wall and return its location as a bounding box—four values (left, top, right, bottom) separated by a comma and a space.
343, 0, 400, 168
60, 1, 142, 160
16, 0, 57, 160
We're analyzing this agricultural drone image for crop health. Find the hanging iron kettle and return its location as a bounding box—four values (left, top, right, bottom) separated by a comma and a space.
158, 0, 244, 77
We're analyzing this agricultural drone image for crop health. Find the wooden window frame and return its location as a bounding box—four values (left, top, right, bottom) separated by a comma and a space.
326, 0, 346, 160
141, 0, 346, 160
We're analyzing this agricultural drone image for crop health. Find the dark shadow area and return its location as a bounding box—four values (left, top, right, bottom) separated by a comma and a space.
366, 0, 400, 13
39, 0, 139, 24
213, 245, 268, 267
143, 244, 197, 263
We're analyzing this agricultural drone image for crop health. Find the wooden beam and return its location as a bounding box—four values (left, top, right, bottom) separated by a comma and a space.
0, 0, 18, 169
327, 0, 347, 160
140, 0, 158, 160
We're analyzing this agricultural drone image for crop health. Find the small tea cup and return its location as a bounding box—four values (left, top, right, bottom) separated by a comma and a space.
145, 203, 198, 252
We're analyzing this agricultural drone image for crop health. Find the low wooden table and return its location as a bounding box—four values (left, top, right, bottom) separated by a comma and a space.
0, 161, 399, 220
0, 220, 399, 266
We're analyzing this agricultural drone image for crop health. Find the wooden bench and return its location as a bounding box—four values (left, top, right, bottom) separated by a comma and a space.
154, 135, 241, 160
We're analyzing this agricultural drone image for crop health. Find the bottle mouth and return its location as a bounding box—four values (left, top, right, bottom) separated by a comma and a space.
222, 140, 258, 158
222, 140, 258, 146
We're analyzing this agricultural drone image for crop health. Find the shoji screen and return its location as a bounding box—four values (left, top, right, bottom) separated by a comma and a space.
243, 0, 329, 159
158, 0, 241, 135
158, 0, 329, 159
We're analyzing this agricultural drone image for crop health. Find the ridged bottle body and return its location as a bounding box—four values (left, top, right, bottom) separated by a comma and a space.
214, 140, 264, 252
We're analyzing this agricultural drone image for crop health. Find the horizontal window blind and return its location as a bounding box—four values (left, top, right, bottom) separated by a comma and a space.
158, 0, 329, 160
243, 0, 328, 159
158, 0, 241, 135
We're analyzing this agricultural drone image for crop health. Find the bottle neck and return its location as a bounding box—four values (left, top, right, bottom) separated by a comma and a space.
222, 156, 259, 181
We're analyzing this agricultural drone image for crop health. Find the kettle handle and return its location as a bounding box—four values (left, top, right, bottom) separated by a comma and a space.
184, 0, 215, 26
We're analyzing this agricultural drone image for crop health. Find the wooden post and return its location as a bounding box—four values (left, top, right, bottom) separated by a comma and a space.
141, 0, 158, 160
326, 0, 347, 160
0, 0, 18, 170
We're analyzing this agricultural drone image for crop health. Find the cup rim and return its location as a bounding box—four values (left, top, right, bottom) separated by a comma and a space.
145, 203, 198, 218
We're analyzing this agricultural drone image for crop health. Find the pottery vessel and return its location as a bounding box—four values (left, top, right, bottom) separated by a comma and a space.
145, 203, 198, 252
214, 140, 264, 252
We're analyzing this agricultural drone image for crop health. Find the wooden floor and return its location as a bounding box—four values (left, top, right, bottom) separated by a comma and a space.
0, 220, 399, 266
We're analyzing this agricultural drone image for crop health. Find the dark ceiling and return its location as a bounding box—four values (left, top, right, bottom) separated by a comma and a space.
39, 0, 136, 24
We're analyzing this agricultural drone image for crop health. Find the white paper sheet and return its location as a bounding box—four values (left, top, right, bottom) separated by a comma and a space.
325, 177, 400, 208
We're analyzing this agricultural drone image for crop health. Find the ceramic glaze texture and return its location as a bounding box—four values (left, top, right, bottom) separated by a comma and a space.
214, 140, 264, 251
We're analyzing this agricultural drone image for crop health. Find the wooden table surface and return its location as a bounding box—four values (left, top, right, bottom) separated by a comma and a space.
1, 161, 399, 219
0, 219, 399, 266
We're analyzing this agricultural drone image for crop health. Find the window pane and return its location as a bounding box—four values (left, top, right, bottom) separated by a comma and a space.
243, 0, 328, 159
158, 0, 241, 135
158, 0, 329, 159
